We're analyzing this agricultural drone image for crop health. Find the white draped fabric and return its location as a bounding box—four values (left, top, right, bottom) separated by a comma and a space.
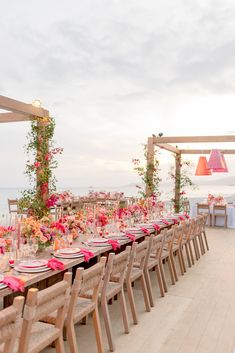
190, 203, 235, 228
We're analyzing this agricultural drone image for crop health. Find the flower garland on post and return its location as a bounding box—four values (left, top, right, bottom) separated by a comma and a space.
19, 116, 63, 218
132, 144, 162, 199
168, 159, 195, 213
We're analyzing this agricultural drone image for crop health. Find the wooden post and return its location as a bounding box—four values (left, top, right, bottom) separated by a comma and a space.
174, 153, 181, 213
146, 137, 155, 197
36, 117, 49, 215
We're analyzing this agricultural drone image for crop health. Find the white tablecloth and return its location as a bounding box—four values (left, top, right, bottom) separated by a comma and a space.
190, 204, 235, 228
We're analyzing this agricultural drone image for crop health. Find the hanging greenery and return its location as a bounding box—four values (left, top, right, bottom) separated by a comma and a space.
132, 144, 162, 199
168, 158, 195, 212
18, 116, 63, 218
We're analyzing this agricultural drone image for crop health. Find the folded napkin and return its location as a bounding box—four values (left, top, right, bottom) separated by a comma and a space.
108, 239, 120, 251
139, 227, 151, 235
184, 213, 190, 219
1, 276, 25, 292
47, 258, 65, 271
178, 215, 185, 221
79, 249, 95, 262
125, 233, 136, 241
153, 224, 161, 231
161, 219, 170, 225
171, 218, 179, 225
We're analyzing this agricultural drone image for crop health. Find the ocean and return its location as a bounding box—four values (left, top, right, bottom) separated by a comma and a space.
1, 184, 235, 216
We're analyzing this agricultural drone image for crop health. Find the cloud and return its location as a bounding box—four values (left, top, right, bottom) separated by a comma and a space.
1, 0, 235, 189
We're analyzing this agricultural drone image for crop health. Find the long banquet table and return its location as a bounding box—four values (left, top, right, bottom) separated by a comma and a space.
0, 218, 183, 306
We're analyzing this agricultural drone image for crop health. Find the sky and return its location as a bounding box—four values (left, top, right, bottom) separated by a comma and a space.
1, 0, 235, 189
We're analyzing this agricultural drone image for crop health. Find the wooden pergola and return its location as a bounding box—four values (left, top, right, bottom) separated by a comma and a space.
146, 135, 235, 212
0, 95, 50, 204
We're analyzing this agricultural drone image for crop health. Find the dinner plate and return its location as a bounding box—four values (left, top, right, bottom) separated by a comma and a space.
53, 252, 84, 259
18, 260, 48, 268
125, 228, 144, 234
87, 242, 109, 247
91, 238, 108, 243
57, 248, 81, 255
15, 265, 50, 273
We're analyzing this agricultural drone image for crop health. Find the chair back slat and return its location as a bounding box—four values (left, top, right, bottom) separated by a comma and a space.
110, 247, 131, 280
151, 232, 165, 261
80, 259, 106, 295
134, 240, 149, 269
0, 297, 24, 352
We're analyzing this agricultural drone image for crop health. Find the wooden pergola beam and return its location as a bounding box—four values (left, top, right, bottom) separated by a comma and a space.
180, 149, 235, 154
156, 143, 180, 154
0, 113, 32, 123
153, 135, 235, 143
0, 95, 49, 118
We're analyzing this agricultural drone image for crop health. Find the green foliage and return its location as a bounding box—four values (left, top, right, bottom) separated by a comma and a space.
19, 116, 62, 218
169, 159, 195, 212
132, 145, 162, 199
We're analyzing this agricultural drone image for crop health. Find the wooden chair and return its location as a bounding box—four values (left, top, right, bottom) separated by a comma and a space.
161, 227, 178, 285
8, 199, 19, 214
172, 224, 186, 276
181, 220, 193, 268
125, 240, 151, 325
201, 214, 209, 251
144, 232, 165, 307
0, 296, 24, 353
182, 200, 190, 214
213, 205, 228, 228
18, 272, 72, 353
101, 247, 131, 351
44, 258, 106, 353
197, 204, 211, 226
67, 258, 106, 353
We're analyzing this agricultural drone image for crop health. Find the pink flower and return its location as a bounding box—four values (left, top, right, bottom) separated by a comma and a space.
34, 161, 41, 168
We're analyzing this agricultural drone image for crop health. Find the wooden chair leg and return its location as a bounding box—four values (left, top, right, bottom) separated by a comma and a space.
54, 334, 65, 353
185, 243, 192, 267
170, 254, 178, 282
144, 269, 154, 307
156, 265, 165, 297
92, 308, 105, 353
101, 300, 115, 351
198, 234, 205, 255
119, 289, 129, 334
140, 275, 151, 312
203, 231, 209, 251
159, 261, 168, 293
177, 250, 184, 276
126, 281, 138, 324
193, 239, 200, 260
167, 257, 175, 285
188, 242, 195, 265
67, 323, 78, 353
180, 248, 186, 273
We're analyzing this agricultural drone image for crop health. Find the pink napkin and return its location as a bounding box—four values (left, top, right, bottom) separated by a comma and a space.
161, 219, 170, 225
184, 213, 190, 219
0, 246, 5, 255
140, 227, 151, 235
47, 258, 65, 270
125, 233, 136, 241
153, 224, 161, 231
1, 276, 25, 292
79, 249, 95, 262
178, 216, 185, 221
108, 239, 120, 251
171, 218, 179, 225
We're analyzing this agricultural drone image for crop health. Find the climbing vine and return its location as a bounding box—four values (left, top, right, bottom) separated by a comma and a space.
18, 116, 63, 218
168, 159, 195, 212
132, 145, 162, 199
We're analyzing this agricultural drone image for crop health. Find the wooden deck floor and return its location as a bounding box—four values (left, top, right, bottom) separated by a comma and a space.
45, 227, 235, 353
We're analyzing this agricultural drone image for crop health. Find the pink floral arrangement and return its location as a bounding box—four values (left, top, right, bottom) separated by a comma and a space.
0, 226, 15, 238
